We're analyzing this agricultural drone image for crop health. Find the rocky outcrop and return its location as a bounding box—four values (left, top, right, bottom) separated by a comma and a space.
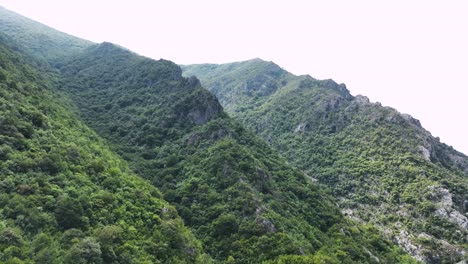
188, 103, 222, 125
354, 95, 371, 105
401, 113, 422, 128
431, 186, 468, 229
418, 146, 431, 161
255, 207, 277, 233
177, 88, 224, 125
393, 228, 425, 262
294, 123, 308, 134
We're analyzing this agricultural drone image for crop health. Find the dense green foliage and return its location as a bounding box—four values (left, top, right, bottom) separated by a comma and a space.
0, 6, 420, 263
183, 59, 468, 263
0, 6, 92, 65
54, 42, 416, 263
0, 35, 206, 263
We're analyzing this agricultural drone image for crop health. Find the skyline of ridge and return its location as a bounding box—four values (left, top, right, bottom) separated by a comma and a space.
0, 1, 467, 155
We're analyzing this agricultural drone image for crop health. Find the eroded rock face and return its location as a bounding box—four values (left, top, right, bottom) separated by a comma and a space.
184, 58, 468, 263
394, 228, 425, 262
294, 123, 307, 134
184, 91, 224, 125
321, 94, 346, 112
418, 146, 431, 161
188, 104, 222, 125
401, 113, 422, 128
431, 186, 468, 229
255, 207, 277, 233
354, 95, 370, 104
448, 152, 468, 174
393, 227, 468, 263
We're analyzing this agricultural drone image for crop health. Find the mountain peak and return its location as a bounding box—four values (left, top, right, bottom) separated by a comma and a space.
237, 58, 285, 72
87, 41, 134, 58
187, 59, 468, 262
321, 79, 351, 99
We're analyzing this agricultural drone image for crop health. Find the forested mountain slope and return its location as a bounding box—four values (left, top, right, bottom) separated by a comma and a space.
183, 60, 468, 263
55, 42, 415, 263
0, 34, 207, 263
1, 6, 416, 263
0, 6, 92, 64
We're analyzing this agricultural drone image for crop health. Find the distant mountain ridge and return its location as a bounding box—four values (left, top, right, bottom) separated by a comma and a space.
183, 59, 468, 263
0, 6, 92, 64
181, 59, 352, 114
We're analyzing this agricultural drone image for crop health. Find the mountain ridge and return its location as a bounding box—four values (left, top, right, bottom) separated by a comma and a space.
2, 5, 464, 263
183, 60, 468, 263
0, 32, 208, 263
0, 7, 416, 263
55, 41, 414, 263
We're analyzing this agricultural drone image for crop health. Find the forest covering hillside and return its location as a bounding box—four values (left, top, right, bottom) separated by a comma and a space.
0, 34, 208, 263
183, 60, 468, 263
0, 6, 92, 64
55, 42, 414, 263
0, 6, 457, 262
0, 6, 418, 263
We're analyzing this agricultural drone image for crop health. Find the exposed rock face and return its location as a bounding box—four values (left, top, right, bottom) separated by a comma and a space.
186, 75, 201, 88
431, 186, 468, 229
257, 218, 277, 233
180, 88, 223, 125
354, 94, 370, 104
322, 80, 352, 99
394, 228, 425, 262
448, 152, 468, 174
255, 207, 277, 233
183, 59, 468, 263
294, 123, 307, 134
418, 146, 431, 161
320, 94, 346, 113
401, 113, 422, 128
188, 103, 222, 125
389, 186, 468, 263
394, 227, 468, 264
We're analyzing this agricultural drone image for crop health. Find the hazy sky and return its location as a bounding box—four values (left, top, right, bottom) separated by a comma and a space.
1, 0, 467, 154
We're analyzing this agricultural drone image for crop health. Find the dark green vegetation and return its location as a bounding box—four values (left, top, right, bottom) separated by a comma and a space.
183, 59, 468, 263
55, 42, 415, 263
0, 5, 428, 263
0, 6, 417, 263
0, 35, 207, 263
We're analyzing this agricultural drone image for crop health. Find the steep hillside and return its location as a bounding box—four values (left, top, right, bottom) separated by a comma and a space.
1, 6, 417, 263
55, 43, 415, 263
0, 6, 92, 64
0, 35, 208, 263
183, 60, 468, 263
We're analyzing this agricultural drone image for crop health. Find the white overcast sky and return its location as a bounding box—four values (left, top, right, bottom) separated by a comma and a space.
1, 0, 467, 155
